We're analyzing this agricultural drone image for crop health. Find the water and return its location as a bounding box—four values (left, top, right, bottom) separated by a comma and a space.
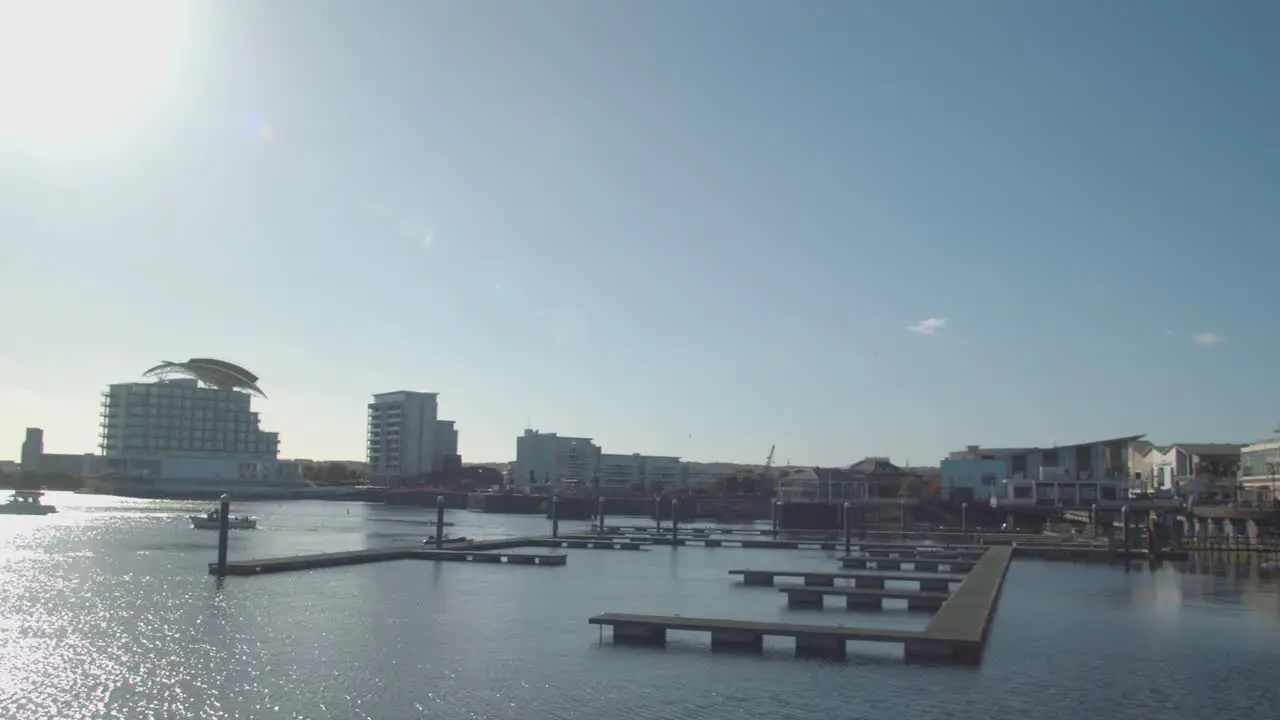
1, 492, 1277, 719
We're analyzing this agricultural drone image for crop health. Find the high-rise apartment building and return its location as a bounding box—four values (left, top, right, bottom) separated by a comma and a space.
20, 427, 43, 472
366, 391, 459, 482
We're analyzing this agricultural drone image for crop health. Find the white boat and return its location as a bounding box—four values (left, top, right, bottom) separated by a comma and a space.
190, 513, 257, 530
0, 490, 58, 515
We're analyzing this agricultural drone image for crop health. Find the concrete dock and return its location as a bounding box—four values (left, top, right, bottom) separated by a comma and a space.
840, 556, 977, 572
777, 584, 950, 611
906, 545, 1014, 664
596, 546, 1014, 664
208, 543, 568, 576
588, 613, 919, 659
614, 535, 841, 550
729, 568, 965, 591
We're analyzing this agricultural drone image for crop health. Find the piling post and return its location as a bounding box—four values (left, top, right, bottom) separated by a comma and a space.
1090, 503, 1098, 536
1121, 505, 1130, 553
435, 495, 446, 549
671, 498, 680, 547
551, 495, 560, 537
843, 502, 851, 556
216, 493, 231, 576
654, 495, 661, 530
961, 501, 968, 537
597, 496, 607, 536
771, 501, 780, 539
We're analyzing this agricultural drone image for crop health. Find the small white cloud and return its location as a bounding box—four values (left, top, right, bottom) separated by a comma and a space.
908, 317, 948, 335
1192, 332, 1225, 346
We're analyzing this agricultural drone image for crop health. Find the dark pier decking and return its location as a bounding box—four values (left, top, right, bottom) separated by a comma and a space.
588, 613, 919, 660
612, 535, 842, 550
907, 545, 1014, 664
209, 544, 570, 575
776, 584, 951, 611
729, 568, 966, 591
594, 546, 1015, 665
840, 556, 978, 572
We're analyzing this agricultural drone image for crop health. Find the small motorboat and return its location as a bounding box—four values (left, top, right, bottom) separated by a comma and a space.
0, 490, 57, 515
423, 535, 469, 545
190, 511, 257, 530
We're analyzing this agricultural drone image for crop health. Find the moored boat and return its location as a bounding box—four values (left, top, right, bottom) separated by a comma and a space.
190, 511, 257, 530
0, 490, 58, 515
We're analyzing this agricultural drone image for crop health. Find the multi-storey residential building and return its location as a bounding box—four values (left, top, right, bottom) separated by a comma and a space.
514, 430, 601, 491
20, 427, 42, 471
366, 391, 459, 483
941, 435, 1142, 507
97, 359, 289, 495
595, 453, 683, 497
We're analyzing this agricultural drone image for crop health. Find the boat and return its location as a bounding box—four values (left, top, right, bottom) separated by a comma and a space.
189, 511, 257, 530
423, 535, 469, 545
0, 490, 58, 515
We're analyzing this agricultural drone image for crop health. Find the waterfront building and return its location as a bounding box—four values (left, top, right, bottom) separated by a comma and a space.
596, 453, 683, 497
514, 429, 601, 491
1135, 443, 1241, 498
1237, 437, 1280, 504
20, 427, 42, 471
97, 358, 300, 496
366, 391, 459, 484
777, 458, 926, 505
941, 435, 1142, 507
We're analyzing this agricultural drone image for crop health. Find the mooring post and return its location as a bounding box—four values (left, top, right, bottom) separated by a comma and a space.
1090, 503, 1098, 537
961, 501, 968, 537
771, 501, 780, 539
843, 501, 851, 556
551, 495, 560, 538
654, 495, 661, 530
597, 496, 606, 536
435, 495, 446, 549
216, 493, 231, 576
1121, 505, 1130, 553
671, 498, 680, 547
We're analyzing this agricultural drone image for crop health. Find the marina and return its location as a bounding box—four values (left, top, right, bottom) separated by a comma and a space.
776, 584, 951, 611
729, 568, 967, 590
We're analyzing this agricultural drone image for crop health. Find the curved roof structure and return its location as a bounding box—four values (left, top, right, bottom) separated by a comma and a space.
142, 358, 266, 398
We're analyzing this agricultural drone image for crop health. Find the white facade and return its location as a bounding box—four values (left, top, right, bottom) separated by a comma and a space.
596, 453, 682, 496
1239, 438, 1280, 503
943, 436, 1141, 507
514, 430, 600, 489
98, 378, 286, 492
366, 391, 458, 480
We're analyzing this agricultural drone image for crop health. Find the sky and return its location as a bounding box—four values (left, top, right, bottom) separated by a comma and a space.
1, 1, 1278, 466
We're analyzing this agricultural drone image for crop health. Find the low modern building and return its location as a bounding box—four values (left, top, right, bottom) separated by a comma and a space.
1238, 438, 1280, 504
595, 453, 683, 497
514, 429, 601, 491
366, 391, 459, 485
1138, 443, 1241, 498
941, 435, 1143, 507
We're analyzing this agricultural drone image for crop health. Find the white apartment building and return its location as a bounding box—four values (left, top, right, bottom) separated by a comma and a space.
514, 429, 600, 490
98, 375, 284, 492
596, 453, 683, 497
366, 391, 459, 482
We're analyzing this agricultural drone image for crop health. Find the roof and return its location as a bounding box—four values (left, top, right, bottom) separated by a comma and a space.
1165, 443, 1243, 456
142, 358, 266, 398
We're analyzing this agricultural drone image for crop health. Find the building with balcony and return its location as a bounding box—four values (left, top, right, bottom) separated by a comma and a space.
941, 435, 1143, 508
1238, 438, 1280, 504
97, 359, 291, 496
1136, 443, 1241, 498
366, 391, 459, 484
514, 429, 601, 491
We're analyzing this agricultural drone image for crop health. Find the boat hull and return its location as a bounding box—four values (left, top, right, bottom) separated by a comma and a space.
190, 516, 257, 530
0, 505, 57, 515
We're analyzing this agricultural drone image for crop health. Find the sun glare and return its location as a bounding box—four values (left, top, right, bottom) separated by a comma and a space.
0, 0, 191, 161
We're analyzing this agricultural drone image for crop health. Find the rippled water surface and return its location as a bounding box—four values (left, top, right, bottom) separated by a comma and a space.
1, 493, 1277, 719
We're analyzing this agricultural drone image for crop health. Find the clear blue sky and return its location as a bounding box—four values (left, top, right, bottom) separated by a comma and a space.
2, 1, 1277, 465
